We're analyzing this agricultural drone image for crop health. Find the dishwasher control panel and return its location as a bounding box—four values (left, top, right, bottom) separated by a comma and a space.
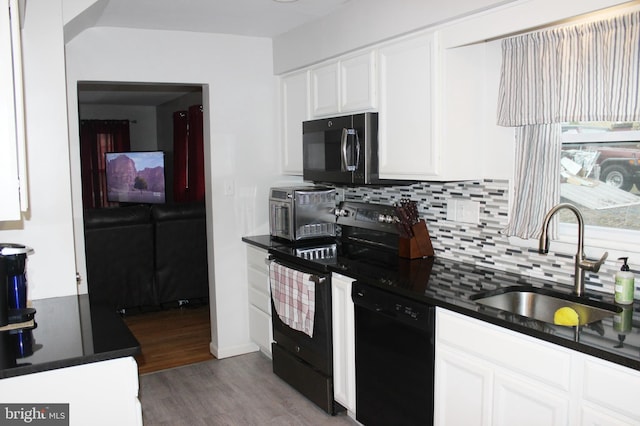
352, 281, 434, 331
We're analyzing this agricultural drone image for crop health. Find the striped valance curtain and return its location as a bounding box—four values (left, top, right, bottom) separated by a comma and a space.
497, 11, 640, 238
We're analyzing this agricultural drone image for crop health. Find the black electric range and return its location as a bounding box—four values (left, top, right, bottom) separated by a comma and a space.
269, 236, 434, 289
268, 200, 406, 272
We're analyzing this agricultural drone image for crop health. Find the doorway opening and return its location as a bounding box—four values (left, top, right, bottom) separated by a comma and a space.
76, 81, 213, 373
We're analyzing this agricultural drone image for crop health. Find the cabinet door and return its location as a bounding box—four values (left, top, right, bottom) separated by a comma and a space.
311, 62, 340, 117
579, 357, 640, 424
436, 308, 573, 425
280, 70, 309, 175
331, 273, 356, 413
249, 304, 273, 357
0, 0, 25, 221
493, 372, 569, 426
377, 32, 437, 180
340, 51, 377, 113
435, 345, 491, 426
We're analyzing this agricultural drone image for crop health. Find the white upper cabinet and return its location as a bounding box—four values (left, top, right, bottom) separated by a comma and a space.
311, 62, 340, 117
0, 0, 27, 221
278, 28, 488, 182
280, 51, 377, 175
340, 51, 377, 113
280, 69, 309, 175
310, 51, 377, 118
377, 32, 437, 180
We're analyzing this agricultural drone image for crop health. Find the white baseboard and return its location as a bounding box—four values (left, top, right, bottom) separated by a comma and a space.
209, 341, 259, 359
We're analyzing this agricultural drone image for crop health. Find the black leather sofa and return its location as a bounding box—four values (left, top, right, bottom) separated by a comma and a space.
151, 203, 209, 306
84, 202, 209, 312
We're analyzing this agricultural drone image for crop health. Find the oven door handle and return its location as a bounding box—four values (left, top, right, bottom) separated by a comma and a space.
309, 275, 326, 285
268, 259, 328, 285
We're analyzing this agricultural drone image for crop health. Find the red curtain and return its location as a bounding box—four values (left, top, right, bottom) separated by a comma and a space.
80, 120, 130, 209
173, 105, 204, 203
172, 111, 189, 203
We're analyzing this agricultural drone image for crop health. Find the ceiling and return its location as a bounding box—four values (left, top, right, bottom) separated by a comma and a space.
77, 0, 352, 106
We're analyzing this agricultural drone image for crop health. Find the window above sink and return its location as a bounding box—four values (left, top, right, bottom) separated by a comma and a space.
557, 122, 640, 256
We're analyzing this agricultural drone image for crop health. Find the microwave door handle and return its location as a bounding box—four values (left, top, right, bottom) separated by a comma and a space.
354, 129, 361, 170
341, 128, 357, 172
341, 128, 349, 171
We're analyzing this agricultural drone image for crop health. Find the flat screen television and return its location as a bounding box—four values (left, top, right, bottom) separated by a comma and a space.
105, 151, 166, 204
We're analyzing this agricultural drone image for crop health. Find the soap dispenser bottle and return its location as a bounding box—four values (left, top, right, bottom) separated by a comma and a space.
614, 257, 635, 305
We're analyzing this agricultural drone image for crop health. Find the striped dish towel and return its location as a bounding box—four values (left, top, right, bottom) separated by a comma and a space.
269, 262, 315, 337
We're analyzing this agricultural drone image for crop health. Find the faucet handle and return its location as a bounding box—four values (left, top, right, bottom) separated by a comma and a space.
580, 251, 609, 272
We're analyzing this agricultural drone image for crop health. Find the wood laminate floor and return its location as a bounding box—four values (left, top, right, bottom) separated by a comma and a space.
123, 304, 215, 375
139, 353, 357, 425
126, 304, 356, 424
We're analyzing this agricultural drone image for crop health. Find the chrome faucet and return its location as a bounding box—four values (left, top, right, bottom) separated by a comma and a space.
539, 203, 608, 297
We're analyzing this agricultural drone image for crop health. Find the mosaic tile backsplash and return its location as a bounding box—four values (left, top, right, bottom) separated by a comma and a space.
343, 179, 638, 296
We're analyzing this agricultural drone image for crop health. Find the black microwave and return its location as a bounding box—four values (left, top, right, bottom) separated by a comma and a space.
303, 112, 380, 185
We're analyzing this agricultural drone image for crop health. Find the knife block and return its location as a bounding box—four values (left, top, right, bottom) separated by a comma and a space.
398, 220, 434, 259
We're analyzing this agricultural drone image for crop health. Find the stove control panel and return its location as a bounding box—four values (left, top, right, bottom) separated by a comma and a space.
336, 201, 399, 234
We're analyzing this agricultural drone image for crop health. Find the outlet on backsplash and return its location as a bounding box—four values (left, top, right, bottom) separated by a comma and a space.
446, 199, 480, 224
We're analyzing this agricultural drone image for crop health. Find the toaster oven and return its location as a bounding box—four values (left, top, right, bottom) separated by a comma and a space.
269, 186, 336, 242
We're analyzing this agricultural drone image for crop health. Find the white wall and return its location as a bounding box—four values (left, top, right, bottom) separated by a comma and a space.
65, 27, 283, 358
274, 0, 634, 74
272, 0, 518, 74
0, 0, 78, 300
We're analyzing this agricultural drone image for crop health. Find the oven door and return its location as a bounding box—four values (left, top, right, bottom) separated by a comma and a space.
269, 259, 338, 414
269, 259, 332, 374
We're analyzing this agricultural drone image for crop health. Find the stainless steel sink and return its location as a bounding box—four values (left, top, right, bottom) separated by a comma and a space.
470, 287, 621, 326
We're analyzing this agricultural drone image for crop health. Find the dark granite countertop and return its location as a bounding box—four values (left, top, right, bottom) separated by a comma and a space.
0, 294, 140, 379
244, 235, 640, 371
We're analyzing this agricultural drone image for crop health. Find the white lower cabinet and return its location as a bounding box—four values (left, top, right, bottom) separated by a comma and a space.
435, 308, 640, 425
436, 345, 491, 426
578, 356, 640, 425
0, 357, 142, 426
331, 273, 356, 415
246, 245, 272, 357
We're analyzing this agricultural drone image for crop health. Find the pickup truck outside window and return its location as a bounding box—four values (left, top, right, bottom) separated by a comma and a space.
559, 122, 640, 232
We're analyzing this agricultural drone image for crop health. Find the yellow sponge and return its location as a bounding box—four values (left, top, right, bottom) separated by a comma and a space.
554, 307, 579, 326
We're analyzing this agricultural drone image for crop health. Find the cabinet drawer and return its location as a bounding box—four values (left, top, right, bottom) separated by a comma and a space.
246, 245, 268, 271
249, 305, 272, 356
249, 287, 271, 314
247, 266, 269, 295
436, 309, 571, 391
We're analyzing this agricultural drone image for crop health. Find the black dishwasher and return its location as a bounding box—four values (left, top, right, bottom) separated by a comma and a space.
352, 281, 435, 426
